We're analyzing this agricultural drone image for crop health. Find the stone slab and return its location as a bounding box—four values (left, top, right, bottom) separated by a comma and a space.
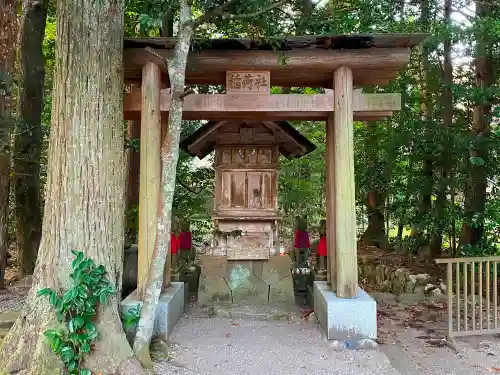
314, 281, 377, 340
121, 282, 185, 341
0, 310, 20, 330
199, 255, 296, 307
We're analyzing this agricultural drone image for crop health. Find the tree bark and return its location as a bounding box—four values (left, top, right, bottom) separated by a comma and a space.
133, 0, 194, 369
363, 191, 387, 248
459, 0, 494, 249
13, 0, 47, 276
0, 0, 18, 289
362, 123, 386, 248
412, 0, 433, 242
125, 119, 140, 246
0, 1, 147, 373
430, 0, 453, 258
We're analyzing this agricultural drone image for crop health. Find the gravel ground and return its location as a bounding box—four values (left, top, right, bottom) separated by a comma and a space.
153, 315, 400, 375
382, 326, 500, 375
0, 285, 28, 313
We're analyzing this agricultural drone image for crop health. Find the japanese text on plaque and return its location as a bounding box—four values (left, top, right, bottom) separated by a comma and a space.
226, 71, 270, 93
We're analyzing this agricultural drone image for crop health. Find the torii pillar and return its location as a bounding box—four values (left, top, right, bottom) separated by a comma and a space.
317, 66, 376, 341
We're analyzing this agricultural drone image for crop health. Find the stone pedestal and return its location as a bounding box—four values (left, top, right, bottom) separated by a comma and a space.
313, 281, 376, 340
121, 282, 185, 342
198, 255, 294, 308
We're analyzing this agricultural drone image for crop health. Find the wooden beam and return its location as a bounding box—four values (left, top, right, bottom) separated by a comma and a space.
124, 90, 400, 121
333, 66, 358, 299
137, 62, 162, 301
124, 47, 412, 87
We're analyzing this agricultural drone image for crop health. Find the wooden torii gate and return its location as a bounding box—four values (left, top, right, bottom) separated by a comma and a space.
123, 34, 426, 301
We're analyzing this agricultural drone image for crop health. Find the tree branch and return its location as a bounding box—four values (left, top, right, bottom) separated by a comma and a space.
194, 0, 241, 27
144, 46, 169, 67
222, 0, 290, 20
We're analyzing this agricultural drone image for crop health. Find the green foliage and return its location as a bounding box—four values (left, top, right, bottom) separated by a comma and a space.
121, 304, 142, 331
37, 251, 114, 375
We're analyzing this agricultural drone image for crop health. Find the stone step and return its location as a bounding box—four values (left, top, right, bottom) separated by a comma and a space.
0, 310, 20, 330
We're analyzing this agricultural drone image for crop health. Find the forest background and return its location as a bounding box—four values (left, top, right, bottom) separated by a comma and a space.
0, 0, 499, 287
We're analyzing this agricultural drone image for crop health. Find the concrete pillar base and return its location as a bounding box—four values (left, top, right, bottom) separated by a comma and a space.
313, 281, 376, 340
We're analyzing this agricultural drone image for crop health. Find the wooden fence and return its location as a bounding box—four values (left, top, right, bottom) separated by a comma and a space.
436, 256, 500, 338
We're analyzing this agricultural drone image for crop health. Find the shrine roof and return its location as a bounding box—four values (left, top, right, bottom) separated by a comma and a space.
124, 33, 427, 51
180, 120, 316, 159
123, 33, 428, 87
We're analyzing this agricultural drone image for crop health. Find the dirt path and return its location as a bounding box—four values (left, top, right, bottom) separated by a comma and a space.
154, 315, 400, 375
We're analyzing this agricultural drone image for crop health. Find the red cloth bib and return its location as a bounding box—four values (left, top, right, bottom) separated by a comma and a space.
170, 233, 179, 254
317, 236, 327, 256
178, 231, 192, 250
294, 229, 310, 248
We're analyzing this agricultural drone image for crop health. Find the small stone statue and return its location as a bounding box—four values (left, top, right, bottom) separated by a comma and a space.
316, 219, 327, 275
178, 218, 193, 264
293, 215, 310, 265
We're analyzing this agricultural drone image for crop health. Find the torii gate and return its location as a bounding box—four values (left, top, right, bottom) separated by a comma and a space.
123, 33, 426, 338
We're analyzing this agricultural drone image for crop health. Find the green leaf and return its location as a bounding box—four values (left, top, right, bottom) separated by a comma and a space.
60, 346, 75, 363
99, 293, 108, 304
81, 342, 91, 353
80, 369, 92, 375
43, 329, 58, 341
470, 156, 486, 166
49, 292, 57, 306
71, 251, 84, 268
63, 289, 74, 303
68, 359, 77, 372
73, 316, 85, 329
51, 336, 61, 352
85, 321, 96, 331
37, 288, 53, 297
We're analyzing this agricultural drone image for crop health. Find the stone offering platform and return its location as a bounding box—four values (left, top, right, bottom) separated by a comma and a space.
198, 255, 295, 307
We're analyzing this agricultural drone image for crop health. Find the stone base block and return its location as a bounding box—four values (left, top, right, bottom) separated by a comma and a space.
121, 282, 185, 342
198, 255, 294, 307
313, 281, 376, 340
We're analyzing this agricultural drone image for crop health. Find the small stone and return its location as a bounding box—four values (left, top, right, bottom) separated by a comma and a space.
431, 288, 442, 296
440, 282, 447, 293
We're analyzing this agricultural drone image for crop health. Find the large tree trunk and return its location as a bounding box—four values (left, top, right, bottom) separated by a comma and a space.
133, 1, 194, 368
362, 123, 386, 248
459, 0, 494, 249
0, 1, 146, 373
430, 0, 453, 258
0, 0, 18, 289
363, 191, 387, 248
13, 0, 47, 276
412, 0, 433, 242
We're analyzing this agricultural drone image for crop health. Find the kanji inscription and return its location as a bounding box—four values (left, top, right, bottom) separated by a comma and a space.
226, 71, 270, 94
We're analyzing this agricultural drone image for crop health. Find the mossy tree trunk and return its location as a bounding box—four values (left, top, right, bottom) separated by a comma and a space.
0, 0, 18, 289
13, 0, 47, 276
0, 0, 147, 373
